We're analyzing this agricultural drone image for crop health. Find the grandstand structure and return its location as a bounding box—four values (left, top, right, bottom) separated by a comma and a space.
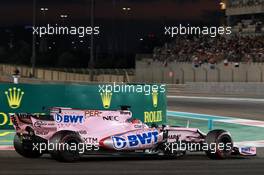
145, 1, 264, 64
224, 0, 264, 35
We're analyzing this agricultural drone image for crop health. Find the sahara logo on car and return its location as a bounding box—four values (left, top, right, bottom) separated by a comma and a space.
55, 113, 85, 124
34, 121, 54, 128
112, 131, 159, 150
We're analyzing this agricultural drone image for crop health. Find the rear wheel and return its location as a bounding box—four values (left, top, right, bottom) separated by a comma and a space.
13, 134, 43, 158
205, 129, 233, 159
49, 131, 82, 162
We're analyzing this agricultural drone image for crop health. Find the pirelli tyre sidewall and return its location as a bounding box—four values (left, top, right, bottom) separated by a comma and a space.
13, 134, 43, 158
49, 130, 82, 162
205, 129, 233, 159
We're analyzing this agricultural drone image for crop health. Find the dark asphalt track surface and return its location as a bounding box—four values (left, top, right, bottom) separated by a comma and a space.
0, 151, 263, 175
0, 97, 263, 175
167, 96, 264, 120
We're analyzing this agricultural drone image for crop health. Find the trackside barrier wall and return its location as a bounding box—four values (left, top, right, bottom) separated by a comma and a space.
0, 64, 135, 83
184, 82, 264, 95
136, 60, 264, 83
0, 83, 167, 130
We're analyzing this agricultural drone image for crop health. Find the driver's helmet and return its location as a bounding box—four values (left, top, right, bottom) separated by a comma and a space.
131, 119, 142, 124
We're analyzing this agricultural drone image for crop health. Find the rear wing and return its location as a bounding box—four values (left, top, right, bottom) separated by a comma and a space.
10, 113, 57, 140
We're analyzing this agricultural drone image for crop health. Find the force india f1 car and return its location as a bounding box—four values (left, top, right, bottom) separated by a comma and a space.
10, 107, 256, 162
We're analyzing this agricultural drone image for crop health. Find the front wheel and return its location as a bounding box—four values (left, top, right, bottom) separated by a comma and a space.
205, 129, 233, 159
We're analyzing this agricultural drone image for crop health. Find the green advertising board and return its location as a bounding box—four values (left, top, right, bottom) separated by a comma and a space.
0, 83, 167, 130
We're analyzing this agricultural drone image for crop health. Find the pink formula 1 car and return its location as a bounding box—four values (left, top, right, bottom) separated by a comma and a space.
10, 107, 256, 162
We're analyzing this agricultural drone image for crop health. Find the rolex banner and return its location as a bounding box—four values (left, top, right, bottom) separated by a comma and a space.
0, 83, 167, 130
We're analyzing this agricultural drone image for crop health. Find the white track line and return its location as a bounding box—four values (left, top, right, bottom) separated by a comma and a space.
167, 95, 264, 102
235, 140, 264, 148
220, 119, 264, 128
168, 110, 264, 127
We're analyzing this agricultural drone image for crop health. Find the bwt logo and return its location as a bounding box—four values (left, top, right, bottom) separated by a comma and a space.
112, 131, 159, 150
55, 113, 85, 124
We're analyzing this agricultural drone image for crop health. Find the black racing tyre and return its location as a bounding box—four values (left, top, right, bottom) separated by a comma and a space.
205, 129, 233, 159
49, 130, 82, 162
13, 134, 43, 158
